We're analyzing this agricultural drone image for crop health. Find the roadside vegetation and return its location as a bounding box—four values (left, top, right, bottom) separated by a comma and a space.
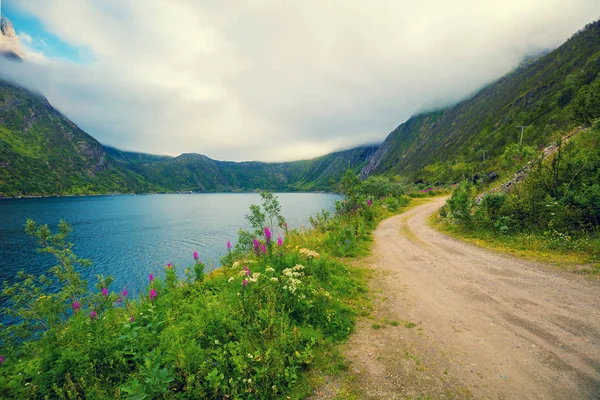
435, 124, 600, 269
0, 174, 408, 399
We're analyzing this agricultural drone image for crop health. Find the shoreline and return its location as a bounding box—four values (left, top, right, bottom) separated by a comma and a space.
0, 189, 336, 200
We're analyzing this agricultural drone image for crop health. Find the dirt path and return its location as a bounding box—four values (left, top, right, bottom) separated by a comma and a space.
342, 197, 600, 399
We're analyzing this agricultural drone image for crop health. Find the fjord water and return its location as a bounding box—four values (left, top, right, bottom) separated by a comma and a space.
0, 193, 338, 299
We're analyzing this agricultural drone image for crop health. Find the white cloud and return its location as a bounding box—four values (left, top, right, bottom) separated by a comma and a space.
16, 32, 32, 44
1, 0, 599, 161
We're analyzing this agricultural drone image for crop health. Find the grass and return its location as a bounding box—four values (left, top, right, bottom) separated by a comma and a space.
430, 214, 600, 275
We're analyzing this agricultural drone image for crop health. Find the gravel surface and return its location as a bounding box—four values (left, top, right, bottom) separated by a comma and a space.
341, 197, 600, 399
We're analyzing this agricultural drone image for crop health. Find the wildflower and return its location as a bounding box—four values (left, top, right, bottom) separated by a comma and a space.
149, 273, 154, 282
227, 241, 232, 251
270, 277, 279, 282
253, 238, 260, 251
299, 248, 320, 259
149, 288, 157, 300
266, 267, 275, 273
244, 266, 251, 276
277, 235, 283, 246
261, 244, 267, 254
90, 311, 98, 319
250, 272, 261, 282
243, 279, 248, 287
0, 355, 5, 366
166, 263, 172, 268
101, 287, 108, 297
122, 288, 128, 297
264, 227, 272, 241
117, 296, 123, 303
228, 277, 235, 283
129, 315, 134, 323
193, 251, 199, 261
367, 199, 372, 206
72, 301, 80, 312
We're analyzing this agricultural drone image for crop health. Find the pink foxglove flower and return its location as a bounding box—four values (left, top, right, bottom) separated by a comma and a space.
72, 301, 80, 312
277, 235, 283, 246
101, 287, 108, 297
150, 288, 157, 300
193, 251, 199, 261
149, 273, 154, 282
90, 311, 98, 319
264, 227, 272, 241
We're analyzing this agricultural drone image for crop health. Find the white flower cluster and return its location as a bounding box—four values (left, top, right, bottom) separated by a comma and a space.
232, 259, 257, 269
249, 272, 261, 283
281, 264, 305, 294
299, 248, 320, 259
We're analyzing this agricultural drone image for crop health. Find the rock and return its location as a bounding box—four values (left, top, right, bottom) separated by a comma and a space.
487, 171, 499, 182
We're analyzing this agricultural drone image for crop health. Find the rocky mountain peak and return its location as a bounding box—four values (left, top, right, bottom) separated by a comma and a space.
1, 17, 17, 39
0, 16, 24, 60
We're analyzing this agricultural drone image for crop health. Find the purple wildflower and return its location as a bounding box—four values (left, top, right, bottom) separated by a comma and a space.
72, 301, 80, 312
166, 263, 172, 268
244, 266, 251, 276
129, 315, 135, 323
101, 287, 108, 297
117, 296, 123, 303
150, 288, 157, 300
261, 244, 267, 254
264, 227, 272, 241
277, 235, 283, 246
122, 288, 128, 297
90, 311, 98, 320
367, 199, 372, 206
193, 251, 199, 261
243, 279, 248, 287
149, 273, 154, 282
227, 241, 232, 251
0, 355, 5, 366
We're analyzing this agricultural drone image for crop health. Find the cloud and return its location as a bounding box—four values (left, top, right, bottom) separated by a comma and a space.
17, 32, 32, 44
2, 0, 599, 161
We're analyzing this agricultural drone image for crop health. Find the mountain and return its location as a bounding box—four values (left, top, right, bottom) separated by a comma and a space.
0, 78, 376, 197
108, 145, 378, 192
0, 80, 160, 197
104, 146, 173, 165
0, 17, 24, 60
361, 20, 600, 184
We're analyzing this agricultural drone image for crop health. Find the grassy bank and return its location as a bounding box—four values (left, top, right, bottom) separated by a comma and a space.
431, 126, 600, 274
0, 176, 411, 399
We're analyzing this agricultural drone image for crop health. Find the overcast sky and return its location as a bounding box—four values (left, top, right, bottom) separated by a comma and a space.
1, 0, 599, 161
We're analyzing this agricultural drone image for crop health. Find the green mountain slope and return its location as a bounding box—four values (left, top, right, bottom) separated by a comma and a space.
0, 80, 159, 197
104, 146, 172, 165
120, 146, 378, 192
362, 20, 600, 184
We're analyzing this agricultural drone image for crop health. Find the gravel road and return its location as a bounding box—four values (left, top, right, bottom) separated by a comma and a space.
342, 197, 600, 399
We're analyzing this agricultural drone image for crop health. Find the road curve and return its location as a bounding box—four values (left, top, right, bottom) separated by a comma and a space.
345, 197, 600, 399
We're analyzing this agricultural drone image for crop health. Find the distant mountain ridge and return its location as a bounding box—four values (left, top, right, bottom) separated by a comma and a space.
104, 144, 378, 192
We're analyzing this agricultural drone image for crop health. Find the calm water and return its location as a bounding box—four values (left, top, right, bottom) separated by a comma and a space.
0, 193, 338, 299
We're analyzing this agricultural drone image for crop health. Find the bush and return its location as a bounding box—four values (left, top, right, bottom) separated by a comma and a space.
446, 181, 474, 226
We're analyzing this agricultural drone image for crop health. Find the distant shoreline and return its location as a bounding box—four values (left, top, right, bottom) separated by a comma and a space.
0, 189, 334, 200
